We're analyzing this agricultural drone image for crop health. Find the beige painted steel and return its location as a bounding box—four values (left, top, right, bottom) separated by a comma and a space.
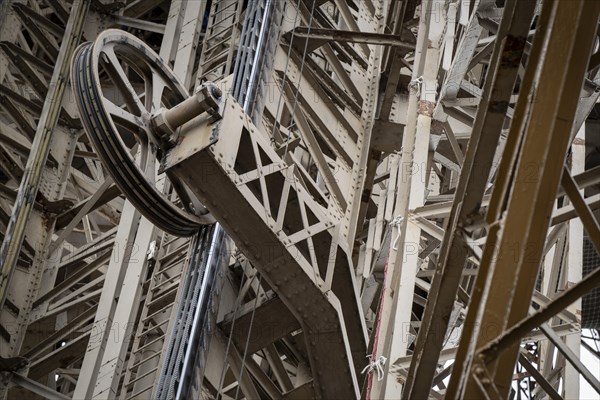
1, 1, 600, 399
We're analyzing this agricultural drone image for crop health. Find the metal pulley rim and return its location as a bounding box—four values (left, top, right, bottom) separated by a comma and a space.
71, 30, 212, 236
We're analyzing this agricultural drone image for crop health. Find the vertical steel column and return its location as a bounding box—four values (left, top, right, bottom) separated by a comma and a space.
0, 0, 89, 308
370, 1, 445, 398
72, 202, 141, 399
90, 217, 158, 399
159, 0, 208, 89
367, 0, 433, 396
448, 1, 600, 397
402, 0, 535, 397
563, 124, 585, 399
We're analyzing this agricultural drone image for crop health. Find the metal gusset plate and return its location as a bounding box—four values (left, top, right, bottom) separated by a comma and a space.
71, 29, 213, 236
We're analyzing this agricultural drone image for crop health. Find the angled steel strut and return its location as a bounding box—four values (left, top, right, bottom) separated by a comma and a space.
71, 29, 366, 399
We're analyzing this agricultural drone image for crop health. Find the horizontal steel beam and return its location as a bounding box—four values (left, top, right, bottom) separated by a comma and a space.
288, 27, 416, 49
10, 373, 70, 400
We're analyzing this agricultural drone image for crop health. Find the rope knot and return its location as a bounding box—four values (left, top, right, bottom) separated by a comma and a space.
390, 216, 405, 250
361, 355, 387, 381
408, 76, 424, 96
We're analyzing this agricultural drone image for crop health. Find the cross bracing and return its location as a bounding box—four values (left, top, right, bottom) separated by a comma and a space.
0, 1, 599, 399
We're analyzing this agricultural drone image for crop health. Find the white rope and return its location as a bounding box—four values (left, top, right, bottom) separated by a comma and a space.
408, 76, 424, 97
390, 215, 404, 250
361, 355, 387, 382
147, 240, 157, 261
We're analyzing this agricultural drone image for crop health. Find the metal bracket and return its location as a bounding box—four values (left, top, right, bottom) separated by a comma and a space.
152, 81, 223, 147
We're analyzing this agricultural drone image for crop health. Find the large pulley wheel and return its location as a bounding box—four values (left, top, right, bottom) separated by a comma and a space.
72, 30, 214, 236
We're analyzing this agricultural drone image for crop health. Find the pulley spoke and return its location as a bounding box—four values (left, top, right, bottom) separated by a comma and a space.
103, 97, 142, 131
141, 140, 157, 182
149, 73, 166, 113
102, 48, 147, 116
